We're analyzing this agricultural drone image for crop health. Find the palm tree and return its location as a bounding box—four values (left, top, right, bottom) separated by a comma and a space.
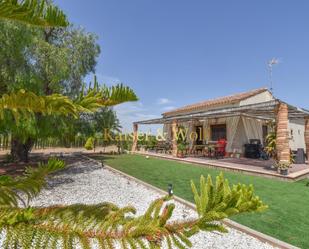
2, 85, 138, 161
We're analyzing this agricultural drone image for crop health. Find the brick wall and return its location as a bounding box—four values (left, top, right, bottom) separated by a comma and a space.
276, 103, 290, 162
304, 118, 309, 155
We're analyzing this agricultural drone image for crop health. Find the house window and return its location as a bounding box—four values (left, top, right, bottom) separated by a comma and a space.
211, 124, 226, 141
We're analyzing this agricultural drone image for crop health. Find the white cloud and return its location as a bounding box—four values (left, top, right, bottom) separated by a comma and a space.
157, 98, 172, 105
114, 102, 162, 133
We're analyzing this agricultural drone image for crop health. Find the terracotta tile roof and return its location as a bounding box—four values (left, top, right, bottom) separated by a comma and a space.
163, 88, 270, 116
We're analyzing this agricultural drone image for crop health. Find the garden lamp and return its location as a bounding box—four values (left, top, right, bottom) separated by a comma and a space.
168, 183, 173, 196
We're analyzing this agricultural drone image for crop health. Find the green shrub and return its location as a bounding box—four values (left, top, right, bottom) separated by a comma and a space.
145, 135, 157, 150
0, 175, 13, 184
4, 153, 14, 163
177, 142, 187, 152
84, 137, 94, 150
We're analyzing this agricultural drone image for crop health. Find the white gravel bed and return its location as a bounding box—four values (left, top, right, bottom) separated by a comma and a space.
1, 158, 277, 249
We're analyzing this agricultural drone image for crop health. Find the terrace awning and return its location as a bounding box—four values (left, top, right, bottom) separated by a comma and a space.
132, 99, 309, 163
134, 99, 309, 125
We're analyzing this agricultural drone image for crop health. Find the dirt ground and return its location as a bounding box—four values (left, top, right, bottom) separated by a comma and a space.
0, 146, 118, 177
0, 145, 118, 156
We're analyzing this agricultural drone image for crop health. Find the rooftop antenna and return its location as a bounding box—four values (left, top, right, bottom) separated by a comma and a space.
267, 58, 279, 94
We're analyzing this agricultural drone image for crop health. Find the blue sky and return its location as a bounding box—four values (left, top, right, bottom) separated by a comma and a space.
55, 0, 309, 132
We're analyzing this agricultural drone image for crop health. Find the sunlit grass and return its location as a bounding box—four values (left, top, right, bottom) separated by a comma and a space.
91, 153, 309, 248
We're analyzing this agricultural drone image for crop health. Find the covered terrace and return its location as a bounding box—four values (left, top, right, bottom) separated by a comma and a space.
132, 99, 309, 180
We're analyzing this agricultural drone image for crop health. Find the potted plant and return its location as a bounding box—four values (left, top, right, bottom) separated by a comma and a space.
265, 131, 276, 159
264, 122, 277, 169
235, 152, 241, 159
177, 142, 187, 158
233, 149, 241, 159
176, 125, 188, 158
275, 161, 291, 175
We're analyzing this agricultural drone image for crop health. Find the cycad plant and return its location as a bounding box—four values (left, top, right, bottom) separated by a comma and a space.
265, 121, 277, 160
264, 122, 294, 164
0, 163, 267, 249
265, 130, 277, 160
84, 136, 94, 150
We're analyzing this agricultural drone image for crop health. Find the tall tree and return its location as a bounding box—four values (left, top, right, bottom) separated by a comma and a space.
0, 4, 138, 161
0, 21, 101, 161
0, 21, 34, 94
0, 84, 137, 162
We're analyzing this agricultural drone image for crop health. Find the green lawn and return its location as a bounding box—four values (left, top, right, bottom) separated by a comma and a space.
92, 154, 309, 248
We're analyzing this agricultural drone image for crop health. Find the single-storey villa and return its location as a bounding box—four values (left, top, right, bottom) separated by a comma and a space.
132, 88, 309, 164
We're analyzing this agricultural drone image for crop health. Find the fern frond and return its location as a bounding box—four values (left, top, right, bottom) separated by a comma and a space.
0, 86, 137, 121
74, 89, 104, 113
0, 158, 65, 207
74, 83, 138, 112
0, 89, 105, 121
0, 172, 267, 249
0, 0, 68, 27
0, 90, 79, 120
191, 172, 268, 221
99, 84, 138, 106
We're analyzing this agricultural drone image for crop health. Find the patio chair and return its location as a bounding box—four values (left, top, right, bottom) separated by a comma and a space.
204, 144, 214, 158
215, 139, 227, 159
155, 141, 172, 154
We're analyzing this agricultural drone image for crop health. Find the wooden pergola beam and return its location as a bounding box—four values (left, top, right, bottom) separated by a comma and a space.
171, 120, 178, 156
134, 100, 280, 125
131, 123, 138, 152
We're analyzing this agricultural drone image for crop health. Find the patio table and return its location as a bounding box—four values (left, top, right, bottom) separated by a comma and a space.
204, 144, 217, 158
194, 145, 205, 156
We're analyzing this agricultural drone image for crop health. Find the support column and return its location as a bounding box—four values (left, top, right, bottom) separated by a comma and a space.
171, 120, 178, 156
304, 118, 309, 161
188, 120, 195, 151
276, 103, 290, 162
132, 123, 138, 152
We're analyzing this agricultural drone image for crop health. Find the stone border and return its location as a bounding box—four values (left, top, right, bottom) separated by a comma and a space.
84, 155, 299, 249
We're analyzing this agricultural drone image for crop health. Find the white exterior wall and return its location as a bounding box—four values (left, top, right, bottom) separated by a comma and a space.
289, 119, 306, 152
163, 90, 307, 153
240, 91, 274, 106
